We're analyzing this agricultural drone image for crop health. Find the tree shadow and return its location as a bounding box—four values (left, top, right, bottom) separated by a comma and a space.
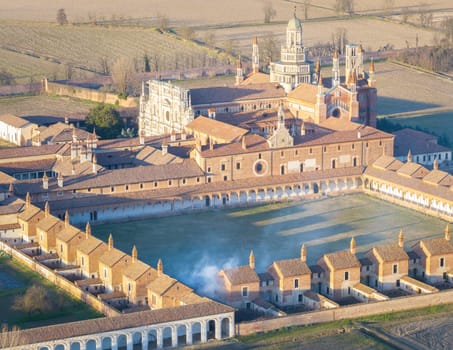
378, 96, 440, 115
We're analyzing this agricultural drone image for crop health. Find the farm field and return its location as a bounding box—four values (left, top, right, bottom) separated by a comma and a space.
0, 254, 102, 329
2, 0, 453, 24
0, 21, 230, 83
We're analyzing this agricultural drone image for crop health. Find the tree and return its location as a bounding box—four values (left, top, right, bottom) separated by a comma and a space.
304, 0, 311, 20
143, 53, 151, 72
263, 1, 277, 24
56, 8, 68, 25
12, 285, 53, 316
335, 0, 354, 15
261, 33, 279, 64
0, 70, 15, 86
85, 104, 124, 139
332, 28, 348, 54
204, 32, 215, 47
181, 25, 195, 41
0, 324, 21, 349
99, 56, 110, 75
157, 14, 169, 32
111, 56, 134, 96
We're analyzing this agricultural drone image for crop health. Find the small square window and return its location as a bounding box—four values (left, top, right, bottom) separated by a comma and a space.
344, 271, 349, 280
440, 257, 445, 267
393, 264, 398, 274
242, 286, 248, 297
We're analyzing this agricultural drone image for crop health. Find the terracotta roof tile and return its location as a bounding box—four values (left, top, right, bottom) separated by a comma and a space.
287, 83, 324, 105
372, 244, 408, 262
417, 237, 453, 256
423, 170, 452, 186
147, 274, 177, 296
0, 144, 64, 161
0, 114, 35, 128
17, 205, 42, 221
324, 250, 360, 270
394, 128, 450, 157
5, 301, 233, 346
76, 237, 106, 255
98, 248, 127, 268
56, 226, 83, 243
186, 116, 248, 143
122, 261, 156, 281
273, 258, 311, 277
200, 133, 268, 158
36, 215, 61, 232
396, 162, 429, 178
222, 265, 259, 285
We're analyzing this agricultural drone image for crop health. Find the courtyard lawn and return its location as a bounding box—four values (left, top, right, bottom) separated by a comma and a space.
0, 253, 102, 329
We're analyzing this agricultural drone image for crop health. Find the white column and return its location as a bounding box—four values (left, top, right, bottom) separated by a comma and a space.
229, 317, 235, 337
186, 323, 193, 345
126, 333, 133, 350
111, 335, 118, 350
156, 328, 163, 349
95, 338, 102, 350
201, 321, 207, 343
142, 330, 149, 350
215, 319, 221, 340
171, 326, 177, 347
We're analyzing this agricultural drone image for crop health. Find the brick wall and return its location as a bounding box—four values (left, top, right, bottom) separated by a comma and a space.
237, 289, 453, 335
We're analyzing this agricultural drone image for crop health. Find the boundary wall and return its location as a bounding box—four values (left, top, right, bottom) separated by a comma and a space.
43, 79, 138, 108
0, 241, 119, 317
237, 289, 453, 335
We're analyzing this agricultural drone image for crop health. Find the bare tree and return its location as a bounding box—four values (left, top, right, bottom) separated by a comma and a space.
332, 28, 348, 54
111, 57, 135, 95
335, 0, 354, 15
263, 1, 277, 23
180, 25, 195, 40
400, 7, 410, 23
223, 39, 236, 56
157, 13, 169, 32
304, 0, 311, 20
56, 8, 68, 25
383, 0, 394, 16
12, 285, 54, 315
261, 33, 279, 64
0, 324, 21, 349
99, 57, 110, 75
0, 70, 15, 86
204, 32, 216, 47
64, 63, 74, 80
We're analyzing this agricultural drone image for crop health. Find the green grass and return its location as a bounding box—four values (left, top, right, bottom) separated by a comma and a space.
0, 254, 103, 329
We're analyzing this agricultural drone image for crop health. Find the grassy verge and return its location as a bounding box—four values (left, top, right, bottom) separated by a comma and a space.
0, 253, 103, 329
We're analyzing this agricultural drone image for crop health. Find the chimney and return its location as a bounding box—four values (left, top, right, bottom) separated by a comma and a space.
433, 159, 439, 170
162, 140, 168, 155
300, 244, 307, 262
42, 173, 49, 190
25, 192, 31, 208
92, 154, 98, 174
57, 172, 64, 188
249, 250, 255, 270
407, 149, 412, 163
357, 131, 361, 139
8, 182, 13, 194
108, 233, 114, 251
44, 201, 50, 218
398, 230, 404, 248
64, 210, 70, 228
181, 129, 187, 141
170, 129, 176, 142
132, 245, 138, 263
209, 138, 214, 151
350, 237, 356, 255
157, 258, 163, 277
139, 130, 145, 145
208, 108, 216, 119
241, 136, 247, 150
85, 222, 91, 239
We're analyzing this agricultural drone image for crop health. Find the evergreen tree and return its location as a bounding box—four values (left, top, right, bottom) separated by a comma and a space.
85, 104, 124, 139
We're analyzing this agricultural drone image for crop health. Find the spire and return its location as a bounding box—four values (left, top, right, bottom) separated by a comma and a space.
44, 201, 50, 217
249, 250, 255, 270
318, 73, 323, 86
277, 102, 285, 128
92, 154, 98, 174
85, 222, 91, 239
315, 58, 320, 74
300, 244, 307, 262
57, 172, 64, 188
333, 49, 338, 59
236, 55, 244, 85
445, 224, 451, 241
132, 245, 138, 263
108, 233, 113, 251
398, 229, 404, 248
252, 36, 260, 74
369, 57, 375, 73
407, 149, 412, 163
332, 49, 340, 87
92, 127, 97, 140
350, 237, 356, 255
157, 258, 163, 276
25, 192, 31, 208
64, 210, 70, 227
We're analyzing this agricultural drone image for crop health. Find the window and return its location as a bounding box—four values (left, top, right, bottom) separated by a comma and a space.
221, 164, 226, 171
207, 177, 212, 183
152, 294, 157, 305
111, 186, 114, 192
344, 271, 349, 280
326, 286, 330, 295
236, 162, 241, 170
440, 257, 445, 267
154, 182, 158, 187
104, 269, 107, 278
298, 294, 303, 302
351, 143, 355, 150
242, 286, 248, 297
57, 191, 63, 197
125, 185, 129, 191
275, 294, 278, 302
309, 148, 313, 154
323, 146, 327, 153
280, 151, 284, 158
337, 145, 341, 151
197, 177, 200, 183
182, 178, 186, 185
207, 167, 211, 173
223, 176, 228, 181
294, 279, 299, 289
140, 183, 144, 189
295, 150, 298, 156
128, 283, 131, 292
168, 180, 172, 186
81, 256, 84, 266
258, 153, 262, 159
60, 244, 63, 253
393, 264, 398, 274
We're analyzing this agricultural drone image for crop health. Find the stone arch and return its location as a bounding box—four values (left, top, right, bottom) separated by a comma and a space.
147, 329, 157, 349
221, 318, 230, 338
132, 331, 142, 347
191, 322, 202, 344
116, 334, 127, 349
85, 339, 96, 350
207, 319, 216, 340
101, 336, 112, 350
331, 108, 341, 118
177, 324, 187, 346
313, 182, 319, 194
70, 342, 81, 350
162, 327, 172, 347
54, 345, 66, 350
38, 347, 50, 350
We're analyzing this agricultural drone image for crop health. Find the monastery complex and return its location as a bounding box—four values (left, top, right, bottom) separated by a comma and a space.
0, 10, 452, 350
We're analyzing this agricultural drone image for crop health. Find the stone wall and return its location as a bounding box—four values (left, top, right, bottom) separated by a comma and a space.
0, 241, 120, 317
0, 82, 41, 96
44, 80, 138, 108
237, 289, 453, 335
